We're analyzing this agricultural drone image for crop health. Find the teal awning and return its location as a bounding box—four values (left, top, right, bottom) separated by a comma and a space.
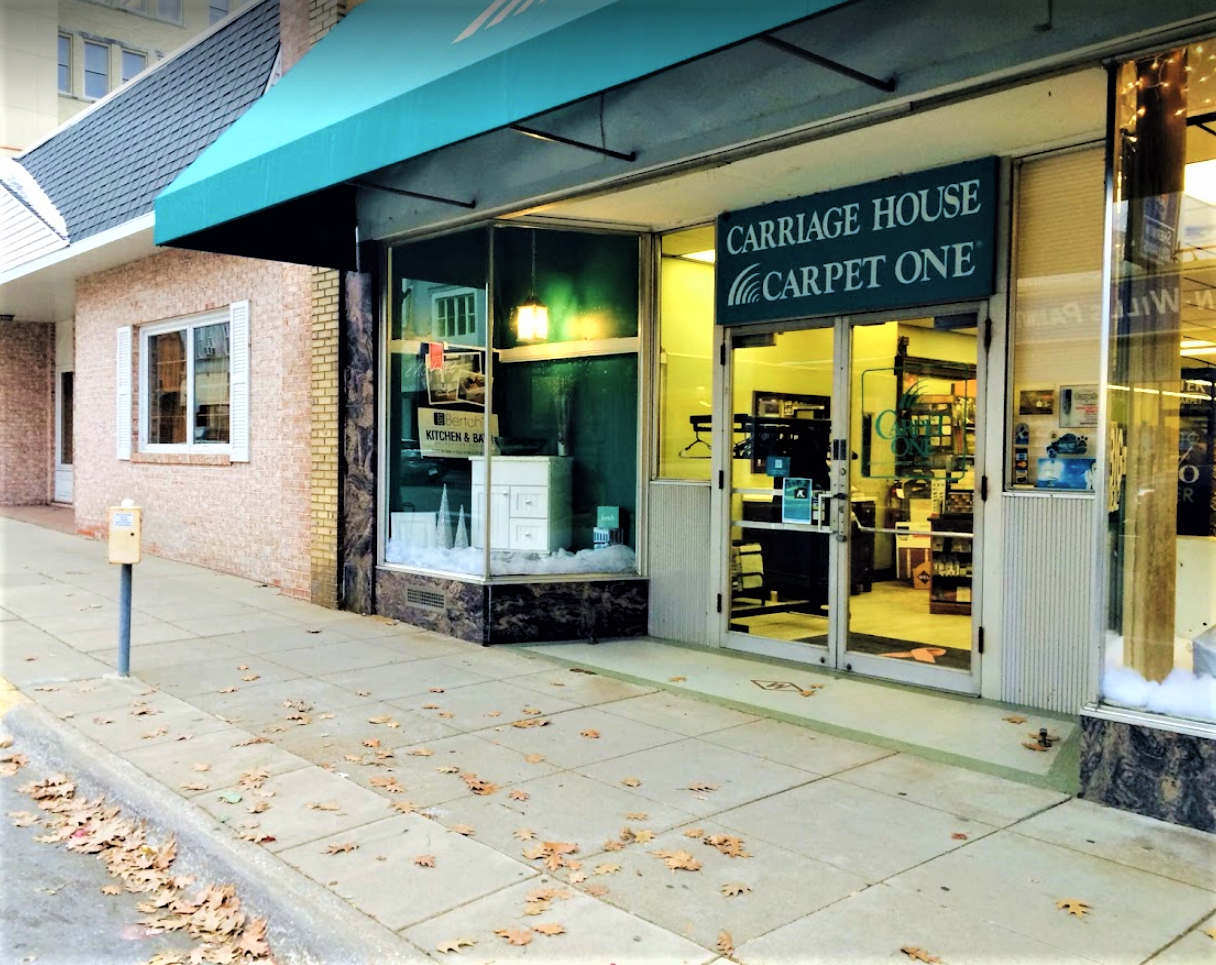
154, 0, 849, 253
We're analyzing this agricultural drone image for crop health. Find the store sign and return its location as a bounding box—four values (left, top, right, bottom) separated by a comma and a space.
418, 407, 498, 456
716, 157, 999, 325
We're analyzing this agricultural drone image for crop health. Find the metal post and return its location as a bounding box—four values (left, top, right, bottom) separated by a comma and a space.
118, 562, 132, 676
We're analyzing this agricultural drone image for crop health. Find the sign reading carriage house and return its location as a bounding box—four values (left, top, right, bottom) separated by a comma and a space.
716, 158, 999, 325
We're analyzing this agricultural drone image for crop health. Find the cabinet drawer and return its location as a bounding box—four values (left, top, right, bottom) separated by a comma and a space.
509, 520, 550, 551
510, 486, 548, 518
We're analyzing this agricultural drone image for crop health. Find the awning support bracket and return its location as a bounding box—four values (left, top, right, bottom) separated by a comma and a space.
509, 124, 637, 162
760, 35, 896, 93
346, 180, 476, 210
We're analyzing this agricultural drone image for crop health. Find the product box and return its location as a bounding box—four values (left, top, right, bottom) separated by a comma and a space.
596, 506, 621, 528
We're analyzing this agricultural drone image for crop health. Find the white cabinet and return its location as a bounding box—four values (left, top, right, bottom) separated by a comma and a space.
469, 456, 572, 552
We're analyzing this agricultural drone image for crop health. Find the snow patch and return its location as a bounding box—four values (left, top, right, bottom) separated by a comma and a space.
384, 541, 637, 577
1102, 631, 1216, 723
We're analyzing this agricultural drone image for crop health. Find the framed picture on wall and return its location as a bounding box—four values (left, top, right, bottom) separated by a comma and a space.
1059, 384, 1099, 428
426, 350, 485, 407
1018, 388, 1055, 416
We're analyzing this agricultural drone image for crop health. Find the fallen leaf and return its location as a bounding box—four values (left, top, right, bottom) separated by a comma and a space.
306, 801, 341, 811
9, 811, 38, 827
242, 674, 260, 682
514, 828, 536, 841
521, 707, 542, 715
437, 712, 454, 719
362, 738, 381, 748
325, 842, 358, 854
653, 848, 702, 872
583, 882, 608, 897
343, 754, 363, 763
247, 801, 269, 813
704, 833, 751, 858
318, 712, 335, 720
1003, 714, 1027, 724
625, 811, 648, 820
580, 729, 600, 739
721, 881, 751, 897
407, 748, 434, 757
512, 718, 550, 729
523, 901, 550, 916
141, 727, 168, 740
687, 782, 719, 792
524, 754, 546, 764
0, 737, 11, 749
1022, 741, 1051, 752
450, 824, 475, 836
355, 690, 371, 697
569, 667, 596, 674
486, 710, 502, 717
509, 789, 530, 801
33, 685, 58, 692
621, 777, 641, 787
421, 704, 439, 710
1204, 928, 1216, 942
217, 687, 238, 694
100, 885, 121, 896
901, 947, 942, 964
179, 782, 209, 791
717, 930, 735, 956
533, 923, 565, 937
460, 773, 498, 795
683, 827, 705, 838
1056, 898, 1091, 918
668, 676, 686, 682
191, 763, 211, 772
437, 765, 460, 774
306, 629, 321, 634
92, 716, 113, 726
368, 715, 393, 724
495, 927, 533, 946
369, 775, 405, 793
435, 937, 476, 954
602, 840, 625, 852
233, 736, 268, 746
413, 854, 435, 868
390, 800, 419, 814
951, 832, 968, 840
593, 862, 621, 876
429, 687, 445, 693
238, 665, 249, 671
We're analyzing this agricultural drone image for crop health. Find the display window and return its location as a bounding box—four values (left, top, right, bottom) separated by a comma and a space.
1102, 41, 1216, 724
382, 226, 641, 579
1008, 148, 1105, 490
657, 226, 715, 481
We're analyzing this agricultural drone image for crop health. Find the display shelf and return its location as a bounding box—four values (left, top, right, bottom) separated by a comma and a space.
929, 512, 973, 616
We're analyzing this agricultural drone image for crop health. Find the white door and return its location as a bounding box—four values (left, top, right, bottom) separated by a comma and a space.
54, 369, 74, 503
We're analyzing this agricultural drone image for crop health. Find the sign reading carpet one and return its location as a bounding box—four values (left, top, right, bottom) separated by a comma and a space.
716, 157, 998, 325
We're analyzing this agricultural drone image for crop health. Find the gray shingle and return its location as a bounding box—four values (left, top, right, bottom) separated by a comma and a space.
19, 0, 279, 244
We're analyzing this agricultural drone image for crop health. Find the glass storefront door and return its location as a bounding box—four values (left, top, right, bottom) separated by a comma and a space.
722, 311, 981, 693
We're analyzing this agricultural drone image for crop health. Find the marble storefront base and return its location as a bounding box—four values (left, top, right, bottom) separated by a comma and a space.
1079, 712, 1216, 833
374, 568, 648, 646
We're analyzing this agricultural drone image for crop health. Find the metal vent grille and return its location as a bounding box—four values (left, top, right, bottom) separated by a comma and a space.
405, 587, 446, 611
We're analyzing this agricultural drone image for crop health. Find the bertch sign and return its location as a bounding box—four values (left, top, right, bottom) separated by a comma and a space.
716, 157, 999, 325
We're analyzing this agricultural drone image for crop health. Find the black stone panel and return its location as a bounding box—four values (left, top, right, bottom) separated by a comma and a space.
487, 579, 648, 645
1079, 714, 1216, 833
375, 568, 487, 645
341, 270, 377, 615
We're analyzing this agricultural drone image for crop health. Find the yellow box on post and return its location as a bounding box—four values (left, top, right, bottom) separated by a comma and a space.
108, 504, 142, 564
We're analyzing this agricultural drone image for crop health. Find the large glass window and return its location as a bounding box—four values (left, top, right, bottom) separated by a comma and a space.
121, 50, 146, 84
58, 35, 71, 94
83, 42, 108, 99
1008, 148, 1105, 490
657, 227, 715, 480
140, 312, 231, 449
382, 226, 641, 579
1103, 42, 1216, 725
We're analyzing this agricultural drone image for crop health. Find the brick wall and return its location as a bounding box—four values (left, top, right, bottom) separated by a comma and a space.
74, 248, 313, 596
310, 268, 340, 607
0, 322, 54, 505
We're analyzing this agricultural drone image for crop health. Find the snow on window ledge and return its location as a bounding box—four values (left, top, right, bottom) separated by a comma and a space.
383, 542, 639, 580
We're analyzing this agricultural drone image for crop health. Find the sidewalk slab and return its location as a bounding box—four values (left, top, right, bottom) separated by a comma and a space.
324, 656, 493, 700
701, 717, 894, 775
387, 679, 581, 731
485, 705, 685, 768
134, 654, 308, 698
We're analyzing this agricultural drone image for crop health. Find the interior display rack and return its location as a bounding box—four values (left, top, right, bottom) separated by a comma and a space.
929, 512, 973, 615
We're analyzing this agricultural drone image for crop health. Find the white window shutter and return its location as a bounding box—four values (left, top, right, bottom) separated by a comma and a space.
116, 326, 131, 460
229, 300, 250, 462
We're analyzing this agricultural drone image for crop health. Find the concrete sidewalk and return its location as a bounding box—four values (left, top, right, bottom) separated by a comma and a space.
2, 517, 1214, 965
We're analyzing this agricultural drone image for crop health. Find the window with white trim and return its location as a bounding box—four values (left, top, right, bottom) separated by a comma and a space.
133, 304, 249, 459
432, 289, 478, 339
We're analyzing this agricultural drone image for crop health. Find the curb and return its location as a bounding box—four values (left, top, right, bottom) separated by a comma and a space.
3, 701, 429, 965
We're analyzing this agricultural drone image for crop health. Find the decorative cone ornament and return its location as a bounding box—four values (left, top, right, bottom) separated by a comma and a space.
435, 484, 452, 549
454, 505, 469, 549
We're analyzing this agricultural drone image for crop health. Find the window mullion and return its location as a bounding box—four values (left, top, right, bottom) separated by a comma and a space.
186, 324, 196, 449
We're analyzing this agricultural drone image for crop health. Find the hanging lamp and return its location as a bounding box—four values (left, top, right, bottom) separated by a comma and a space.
515, 230, 549, 341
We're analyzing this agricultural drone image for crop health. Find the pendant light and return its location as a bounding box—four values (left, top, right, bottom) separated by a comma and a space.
515, 230, 549, 341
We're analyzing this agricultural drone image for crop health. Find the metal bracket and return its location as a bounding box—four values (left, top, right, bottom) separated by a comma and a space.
345, 180, 476, 210
760, 35, 895, 93
510, 124, 637, 162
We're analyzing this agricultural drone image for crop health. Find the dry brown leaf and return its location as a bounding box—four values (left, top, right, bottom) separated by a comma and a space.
369, 775, 404, 793
625, 811, 648, 820
368, 715, 393, 724
523, 901, 550, 916
429, 687, 445, 693
233, 736, 268, 747
495, 927, 533, 946
413, 854, 435, 868
486, 710, 502, 717
0, 736, 11, 749
1022, 741, 1051, 752
421, 703, 439, 710
343, 754, 363, 763
951, 832, 968, 840
521, 707, 542, 715
1056, 898, 1091, 918
668, 676, 687, 682
524, 754, 545, 764
362, 738, 381, 748
100, 885, 122, 896
717, 930, 735, 956
450, 824, 475, 836
687, 782, 720, 792
704, 833, 751, 858
324, 842, 358, 854
238, 665, 249, 671
141, 726, 168, 740
355, 690, 371, 697
583, 882, 608, 897
129, 703, 157, 716
435, 937, 476, 954
514, 827, 536, 841
390, 800, 419, 814
901, 947, 942, 964
318, 712, 335, 720
634, 829, 656, 844
509, 789, 530, 801
242, 674, 260, 682
653, 848, 702, 872
621, 777, 641, 787
408, 748, 434, 757
512, 718, 550, 729
461, 773, 499, 796
33, 685, 58, 692
683, 827, 705, 838
543, 840, 578, 854
217, 687, 238, 694
306, 801, 341, 811
9, 811, 38, 827
1203, 928, 1216, 942
1003, 714, 1027, 724
191, 763, 211, 772
437, 712, 453, 719
179, 781, 209, 791
246, 800, 269, 814
593, 862, 621, 876
437, 765, 460, 774
721, 881, 751, 897
580, 729, 601, 739
522, 844, 547, 860
602, 840, 625, 852
533, 923, 565, 937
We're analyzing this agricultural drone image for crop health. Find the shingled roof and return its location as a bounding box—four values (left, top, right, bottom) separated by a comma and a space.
18, 0, 279, 245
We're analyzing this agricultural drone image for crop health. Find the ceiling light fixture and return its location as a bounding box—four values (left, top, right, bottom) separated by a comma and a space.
515, 231, 548, 341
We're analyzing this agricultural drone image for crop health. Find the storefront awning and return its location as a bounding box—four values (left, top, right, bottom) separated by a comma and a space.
153, 0, 850, 266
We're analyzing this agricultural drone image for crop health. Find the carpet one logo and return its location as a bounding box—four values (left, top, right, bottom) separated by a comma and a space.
454, 0, 550, 43
727, 263, 764, 307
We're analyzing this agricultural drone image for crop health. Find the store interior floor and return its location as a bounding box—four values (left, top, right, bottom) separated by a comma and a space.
735, 579, 973, 652
524, 636, 1078, 792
